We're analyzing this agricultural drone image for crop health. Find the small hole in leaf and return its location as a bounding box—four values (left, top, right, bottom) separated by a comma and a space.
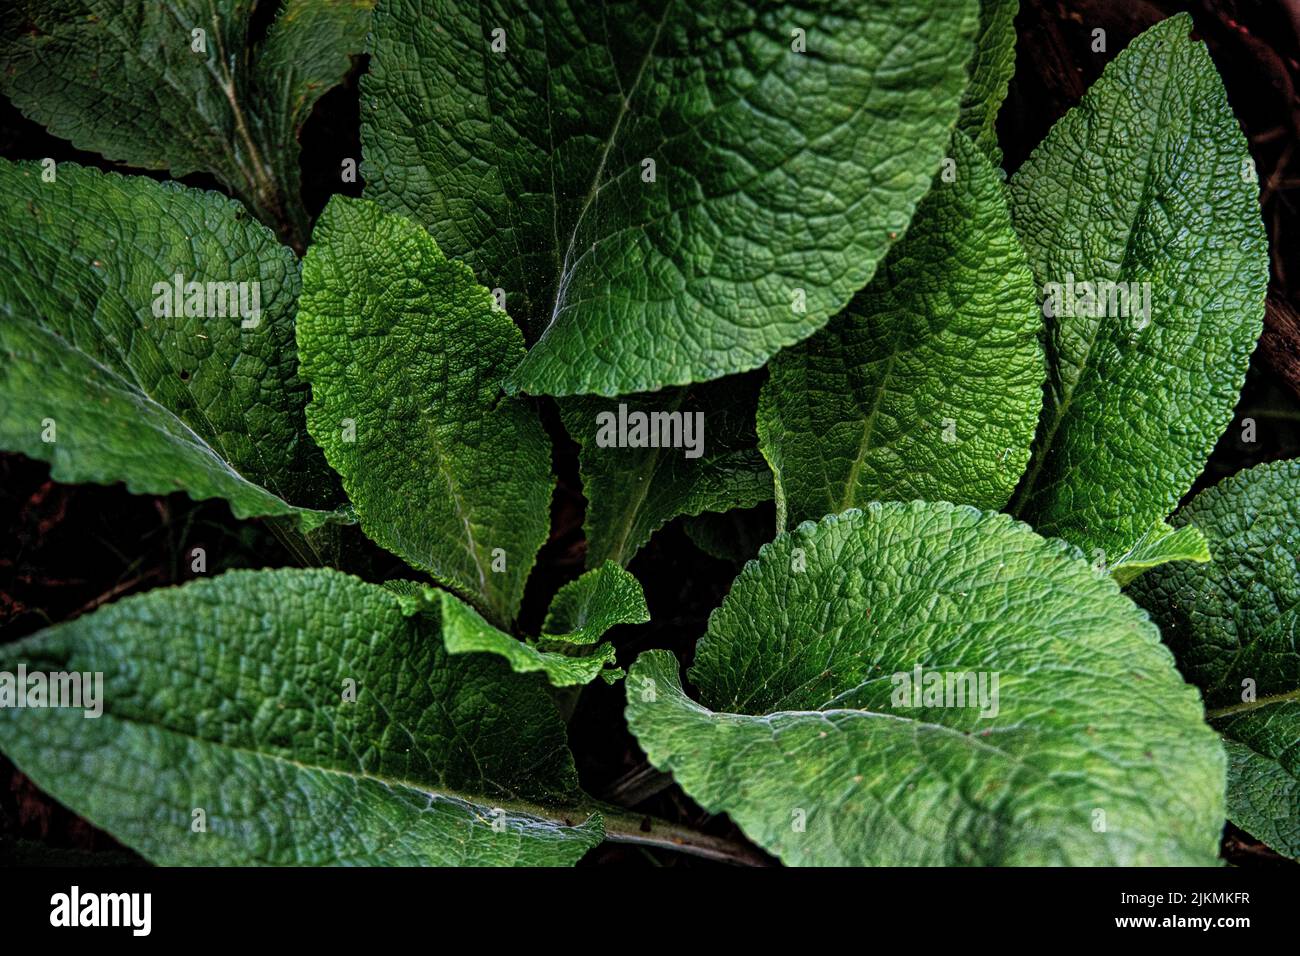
179, 370, 190, 382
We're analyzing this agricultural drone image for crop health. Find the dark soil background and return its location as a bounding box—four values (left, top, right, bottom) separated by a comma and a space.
2, 0, 1298, 867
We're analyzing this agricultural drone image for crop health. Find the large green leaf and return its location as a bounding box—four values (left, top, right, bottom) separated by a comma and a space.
0, 568, 603, 866
1131, 459, 1300, 859
297, 196, 554, 626
757, 132, 1041, 530
0, 160, 339, 531
626, 503, 1225, 866
958, 0, 1018, 165
437, 563, 648, 686
362, 0, 980, 396
1006, 14, 1268, 570
0, 0, 373, 247
561, 376, 772, 568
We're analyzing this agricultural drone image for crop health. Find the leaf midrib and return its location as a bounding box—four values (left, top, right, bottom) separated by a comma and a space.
95, 706, 592, 833
544, 0, 674, 336
1009, 54, 1177, 516
599, 390, 687, 565
28, 321, 289, 508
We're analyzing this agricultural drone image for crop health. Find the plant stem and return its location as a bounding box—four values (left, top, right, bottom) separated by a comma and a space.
599, 762, 674, 805
1207, 686, 1300, 719
264, 518, 323, 567
596, 806, 771, 867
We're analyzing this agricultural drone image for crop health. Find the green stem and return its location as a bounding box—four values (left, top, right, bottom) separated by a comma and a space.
596, 805, 770, 866
1207, 686, 1300, 720
264, 518, 324, 567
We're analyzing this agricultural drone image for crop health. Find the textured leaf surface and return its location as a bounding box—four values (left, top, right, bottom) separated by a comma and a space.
1007, 14, 1268, 568
1131, 459, 1300, 858
0, 568, 603, 866
958, 0, 1018, 165
0, 160, 338, 529
437, 563, 646, 685
758, 133, 1041, 530
0, 1, 372, 246
626, 503, 1224, 866
1108, 521, 1209, 587
542, 562, 650, 645
297, 197, 554, 625
1216, 709, 1300, 861
362, 0, 979, 395
561, 377, 772, 567
249, 0, 377, 243
441, 592, 620, 687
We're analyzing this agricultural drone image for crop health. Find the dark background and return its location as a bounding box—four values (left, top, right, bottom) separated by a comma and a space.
2, 0, 1298, 867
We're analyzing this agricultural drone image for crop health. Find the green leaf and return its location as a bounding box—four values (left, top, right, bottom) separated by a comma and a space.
1130, 459, 1300, 859
560, 377, 773, 568
0, 0, 373, 247
0, 568, 603, 866
1130, 459, 1300, 707
440, 593, 620, 687
362, 0, 980, 396
542, 562, 650, 645
1007, 14, 1268, 572
1108, 521, 1210, 587
437, 562, 647, 686
249, 0, 378, 243
0, 160, 339, 531
441, 592, 620, 687
626, 503, 1225, 866
297, 196, 554, 626
1216, 710, 1300, 861
958, 0, 1018, 165
682, 506, 772, 565
757, 132, 1042, 530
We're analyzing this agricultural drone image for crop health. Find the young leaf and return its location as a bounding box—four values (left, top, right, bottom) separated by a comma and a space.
757, 132, 1042, 530
1007, 14, 1268, 572
1130, 459, 1300, 859
542, 562, 650, 646
560, 377, 773, 568
0, 568, 603, 866
362, 0, 980, 396
297, 196, 554, 626
435, 563, 647, 687
958, 0, 1019, 165
626, 503, 1225, 866
1107, 520, 1209, 587
440, 592, 620, 687
0, 160, 339, 531
0, 0, 372, 248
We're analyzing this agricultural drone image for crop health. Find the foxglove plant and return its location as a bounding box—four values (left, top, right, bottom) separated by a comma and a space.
0, 1, 1291, 866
